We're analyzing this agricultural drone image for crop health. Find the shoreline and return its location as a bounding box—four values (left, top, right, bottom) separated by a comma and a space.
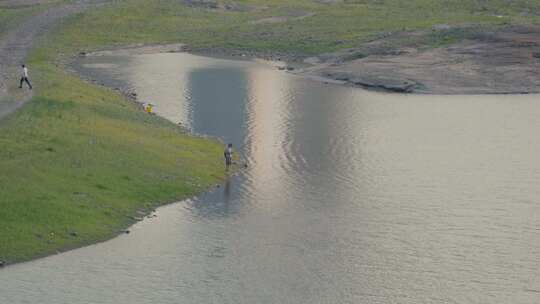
2, 0, 538, 266
74, 33, 540, 95
297, 24, 540, 95
3, 35, 538, 266
0, 45, 246, 268
75, 41, 540, 95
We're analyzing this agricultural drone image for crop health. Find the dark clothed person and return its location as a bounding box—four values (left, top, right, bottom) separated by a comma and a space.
224, 144, 233, 169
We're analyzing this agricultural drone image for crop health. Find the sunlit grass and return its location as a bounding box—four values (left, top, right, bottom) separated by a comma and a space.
0, 51, 226, 264
47, 0, 540, 55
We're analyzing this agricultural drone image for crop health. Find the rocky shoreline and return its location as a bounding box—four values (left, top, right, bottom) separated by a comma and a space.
71, 24, 540, 96
296, 25, 540, 94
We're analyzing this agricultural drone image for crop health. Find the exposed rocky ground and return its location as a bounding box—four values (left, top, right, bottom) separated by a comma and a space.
298, 25, 540, 94
77, 23, 540, 95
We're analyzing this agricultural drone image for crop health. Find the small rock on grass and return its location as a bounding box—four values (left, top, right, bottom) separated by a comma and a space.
0, 260, 6, 267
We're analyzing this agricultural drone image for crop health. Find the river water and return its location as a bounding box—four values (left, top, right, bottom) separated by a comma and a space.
1, 53, 539, 303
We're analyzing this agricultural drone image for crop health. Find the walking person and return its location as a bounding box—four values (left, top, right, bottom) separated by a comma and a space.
224, 143, 233, 170
19, 64, 32, 90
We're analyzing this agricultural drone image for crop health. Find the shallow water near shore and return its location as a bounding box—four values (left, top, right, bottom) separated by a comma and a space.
2, 52, 540, 303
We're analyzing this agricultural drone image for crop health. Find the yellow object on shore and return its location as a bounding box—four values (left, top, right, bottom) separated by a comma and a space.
145, 104, 153, 113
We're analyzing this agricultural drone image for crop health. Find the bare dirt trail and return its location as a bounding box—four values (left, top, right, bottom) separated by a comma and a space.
0, 0, 109, 120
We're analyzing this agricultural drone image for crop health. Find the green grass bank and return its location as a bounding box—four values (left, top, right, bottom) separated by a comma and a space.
0, 2, 58, 38
0, 1, 232, 264
1, 0, 539, 264
49, 0, 540, 55
0, 67, 227, 263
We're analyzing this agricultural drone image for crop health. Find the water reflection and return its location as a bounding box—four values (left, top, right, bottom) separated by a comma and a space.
186, 67, 248, 146
242, 66, 293, 211
186, 179, 243, 220
1, 53, 539, 304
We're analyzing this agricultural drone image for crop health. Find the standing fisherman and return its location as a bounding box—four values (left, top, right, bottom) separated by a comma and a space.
19, 64, 32, 90
224, 143, 233, 169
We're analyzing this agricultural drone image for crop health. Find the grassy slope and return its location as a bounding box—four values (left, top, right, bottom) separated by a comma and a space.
1, 0, 539, 264
51, 0, 540, 56
0, 4, 228, 264
0, 62, 226, 262
0, 4, 53, 38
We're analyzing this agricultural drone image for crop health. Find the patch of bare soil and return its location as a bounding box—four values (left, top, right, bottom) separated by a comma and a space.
182, 0, 265, 12
182, 0, 219, 9
250, 11, 316, 25
82, 43, 187, 57
314, 0, 342, 4
181, 0, 313, 24
301, 25, 540, 94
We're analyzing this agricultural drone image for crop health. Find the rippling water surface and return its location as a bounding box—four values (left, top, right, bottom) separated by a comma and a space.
1, 53, 539, 303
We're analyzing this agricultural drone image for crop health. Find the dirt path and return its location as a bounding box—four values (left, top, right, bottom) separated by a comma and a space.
0, 0, 109, 119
